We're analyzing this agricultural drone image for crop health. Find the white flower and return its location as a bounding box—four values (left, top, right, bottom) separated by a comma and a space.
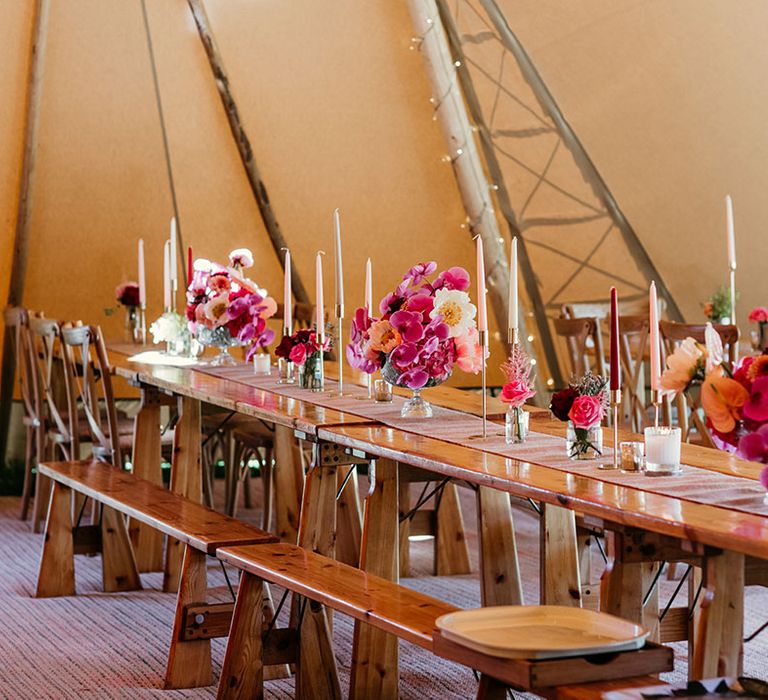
204, 293, 230, 326
149, 312, 186, 344
193, 258, 212, 272
429, 288, 477, 338
229, 248, 254, 269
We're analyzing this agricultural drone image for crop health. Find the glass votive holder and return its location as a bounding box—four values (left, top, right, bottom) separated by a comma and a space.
373, 379, 393, 403
643, 426, 682, 476
253, 353, 271, 375
277, 357, 294, 384
619, 441, 644, 473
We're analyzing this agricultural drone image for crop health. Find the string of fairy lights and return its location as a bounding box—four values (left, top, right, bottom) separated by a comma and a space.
409, 2, 552, 386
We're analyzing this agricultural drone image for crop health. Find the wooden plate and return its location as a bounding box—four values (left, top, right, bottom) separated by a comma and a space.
435, 606, 648, 660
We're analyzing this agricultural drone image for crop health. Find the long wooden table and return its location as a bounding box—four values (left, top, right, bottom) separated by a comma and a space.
107, 344, 766, 685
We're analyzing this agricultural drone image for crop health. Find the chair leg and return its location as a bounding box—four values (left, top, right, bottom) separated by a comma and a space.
35, 481, 75, 598
101, 505, 142, 593
165, 544, 213, 689
19, 426, 35, 521
217, 571, 264, 699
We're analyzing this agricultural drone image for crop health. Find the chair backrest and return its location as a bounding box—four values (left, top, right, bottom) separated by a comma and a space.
60, 324, 121, 465
3, 307, 39, 427
618, 315, 650, 431
659, 320, 739, 365
552, 316, 606, 379
27, 316, 72, 458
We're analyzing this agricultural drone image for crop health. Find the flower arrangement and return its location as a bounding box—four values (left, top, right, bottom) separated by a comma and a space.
185, 248, 276, 362
500, 344, 536, 443
550, 373, 608, 458
275, 329, 330, 366
702, 286, 735, 323
115, 281, 140, 308
346, 262, 484, 391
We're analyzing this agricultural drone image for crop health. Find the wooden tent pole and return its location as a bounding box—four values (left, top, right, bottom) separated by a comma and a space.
186, 0, 309, 304
0, 0, 51, 463
407, 0, 547, 395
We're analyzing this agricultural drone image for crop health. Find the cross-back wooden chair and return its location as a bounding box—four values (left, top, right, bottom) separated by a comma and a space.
659, 320, 739, 446
552, 316, 607, 380
618, 315, 650, 431
3, 307, 41, 522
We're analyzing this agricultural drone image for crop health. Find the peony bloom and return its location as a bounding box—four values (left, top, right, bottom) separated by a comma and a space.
433, 266, 470, 292
660, 338, 704, 395
455, 327, 485, 374
743, 376, 768, 423
209, 272, 231, 294
204, 293, 230, 326
368, 319, 401, 354
568, 394, 604, 429
749, 307, 768, 323
501, 380, 536, 408
149, 312, 185, 344
229, 248, 254, 269
429, 288, 477, 338
701, 372, 749, 433
738, 424, 768, 465
193, 258, 212, 273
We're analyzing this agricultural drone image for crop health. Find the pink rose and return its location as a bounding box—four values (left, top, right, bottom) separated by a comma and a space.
500, 380, 536, 408
568, 395, 604, 429
289, 344, 307, 365
749, 307, 768, 324
455, 327, 485, 374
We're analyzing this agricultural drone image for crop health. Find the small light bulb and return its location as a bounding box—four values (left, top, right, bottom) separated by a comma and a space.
441, 155, 451, 163
456, 148, 464, 156
527, 335, 534, 342
426, 17, 433, 24
530, 359, 537, 365
454, 60, 462, 67
547, 378, 554, 386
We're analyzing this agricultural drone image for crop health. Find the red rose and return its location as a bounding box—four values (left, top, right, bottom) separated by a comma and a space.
749, 307, 768, 323
550, 387, 578, 422
289, 344, 307, 365
568, 395, 604, 429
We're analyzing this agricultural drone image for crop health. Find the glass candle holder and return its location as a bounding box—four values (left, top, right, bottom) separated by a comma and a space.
277, 357, 294, 384
253, 354, 271, 375
373, 379, 393, 403
620, 441, 644, 473
644, 426, 682, 476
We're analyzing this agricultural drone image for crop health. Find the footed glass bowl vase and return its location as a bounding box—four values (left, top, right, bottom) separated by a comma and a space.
381, 360, 447, 419
197, 326, 240, 366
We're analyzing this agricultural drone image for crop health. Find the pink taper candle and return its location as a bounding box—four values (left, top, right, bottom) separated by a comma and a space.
138, 239, 146, 308
476, 236, 488, 334
609, 287, 621, 391
284, 249, 292, 334
365, 258, 373, 315
649, 282, 660, 392
315, 252, 324, 342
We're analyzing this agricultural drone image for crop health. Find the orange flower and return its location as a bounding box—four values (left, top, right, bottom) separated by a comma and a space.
748, 355, 768, 383
368, 319, 402, 353
701, 372, 749, 433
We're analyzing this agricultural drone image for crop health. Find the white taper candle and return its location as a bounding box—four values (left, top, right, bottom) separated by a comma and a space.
138, 239, 146, 308
476, 236, 488, 335
649, 281, 660, 392
365, 258, 373, 315
333, 209, 344, 311
508, 236, 518, 336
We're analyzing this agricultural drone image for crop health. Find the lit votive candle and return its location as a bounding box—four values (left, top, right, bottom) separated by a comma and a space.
253, 354, 271, 375
373, 379, 393, 403
643, 427, 682, 476
619, 441, 644, 473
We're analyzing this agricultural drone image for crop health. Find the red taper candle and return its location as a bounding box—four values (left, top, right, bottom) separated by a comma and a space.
187, 247, 193, 287
609, 286, 621, 391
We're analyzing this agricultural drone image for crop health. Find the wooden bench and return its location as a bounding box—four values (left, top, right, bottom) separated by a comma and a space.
216, 542, 673, 700
35, 459, 277, 689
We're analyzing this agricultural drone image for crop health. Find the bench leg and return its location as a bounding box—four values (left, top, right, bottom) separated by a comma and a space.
436, 482, 471, 575
539, 503, 581, 606
691, 550, 744, 679
101, 505, 142, 593
130, 392, 164, 573
165, 544, 212, 689
217, 571, 264, 699
335, 467, 362, 566
476, 675, 508, 700
35, 481, 75, 598
477, 487, 523, 606
297, 598, 342, 700
350, 457, 399, 700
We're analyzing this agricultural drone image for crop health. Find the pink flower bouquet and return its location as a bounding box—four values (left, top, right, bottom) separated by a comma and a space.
549, 373, 608, 458
500, 344, 536, 443
347, 262, 484, 392
185, 250, 276, 362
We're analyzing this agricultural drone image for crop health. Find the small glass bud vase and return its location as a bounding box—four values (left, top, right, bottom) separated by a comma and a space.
278, 357, 295, 384
505, 406, 529, 444
566, 421, 603, 460
297, 364, 310, 389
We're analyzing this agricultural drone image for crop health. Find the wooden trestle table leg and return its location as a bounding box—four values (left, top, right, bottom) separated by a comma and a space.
294, 443, 342, 700
273, 424, 304, 544
690, 550, 744, 679
129, 386, 164, 572
436, 482, 471, 576
540, 503, 582, 607
335, 466, 363, 567
350, 457, 400, 700
164, 396, 202, 593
